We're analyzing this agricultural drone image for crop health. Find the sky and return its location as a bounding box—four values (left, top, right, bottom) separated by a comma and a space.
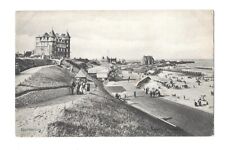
16, 10, 214, 60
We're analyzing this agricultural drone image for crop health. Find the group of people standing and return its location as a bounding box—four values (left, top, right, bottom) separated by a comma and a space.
71, 79, 90, 95
144, 87, 161, 97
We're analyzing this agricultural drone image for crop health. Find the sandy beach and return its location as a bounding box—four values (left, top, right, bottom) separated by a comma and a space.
105, 68, 214, 114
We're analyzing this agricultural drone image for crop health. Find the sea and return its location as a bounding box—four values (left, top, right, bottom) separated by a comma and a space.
128, 58, 214, 76
177, 59, 214, 76
178, 59, 214, 68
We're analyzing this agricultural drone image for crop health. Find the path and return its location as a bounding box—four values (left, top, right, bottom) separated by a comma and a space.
107, 71, 214, 136
127, 95, 213, 136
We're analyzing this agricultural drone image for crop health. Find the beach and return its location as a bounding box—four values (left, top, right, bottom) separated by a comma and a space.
105, 59, 214, 114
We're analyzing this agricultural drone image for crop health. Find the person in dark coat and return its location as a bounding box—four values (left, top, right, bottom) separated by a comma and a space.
150, 91, 153, 97
77, 84, 80, 95
134, 91, 136, 98
87, 83, 90, 91
71, 81, 76, 95
146, 87, 149, 94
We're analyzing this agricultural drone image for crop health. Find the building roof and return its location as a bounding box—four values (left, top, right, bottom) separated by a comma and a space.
75, 69, 87, 78
96, 72, 108, 78
36, 29, 70, 39
143, 55, 154, 58
88, 66, 110, 74
66, 32, 71, 38
43, 32, 50, 37
75, 69, 93, 81
136, 76, 151, 87
49, 30, 56, 37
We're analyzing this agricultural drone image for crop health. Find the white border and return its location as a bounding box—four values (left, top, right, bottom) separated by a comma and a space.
1, 0, 225, 150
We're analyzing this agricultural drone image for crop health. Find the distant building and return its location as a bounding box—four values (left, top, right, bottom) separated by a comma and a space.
106, 57, 117, 64
34, 29, 70, 59
142, 56, 154, 65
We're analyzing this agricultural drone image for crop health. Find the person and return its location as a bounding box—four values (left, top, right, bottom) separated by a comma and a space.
128, 76, 130, 82
87, 83, 90, 91
196, 80, 201, 86
155, 89, 160, 97
82, 82, 86, 94
134, 91, 136, 98
77, 84, 80, 95
71, 81, 76, 95
145, 87, 149, 94
149, 90, 153, 97
115, 93, 119, 99
79, 84, 83, 94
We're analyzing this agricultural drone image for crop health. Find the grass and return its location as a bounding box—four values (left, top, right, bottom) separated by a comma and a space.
16, 58, 54, 72
47, 90, 189, 136
16, 63, 189, 136
16, 65, 74, 95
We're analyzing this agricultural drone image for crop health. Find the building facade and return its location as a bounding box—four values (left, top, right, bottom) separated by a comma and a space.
35, 30, 70, 59
142, 55, 154, 65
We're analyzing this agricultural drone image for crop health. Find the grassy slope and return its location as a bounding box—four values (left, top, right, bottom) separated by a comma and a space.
16, 58, 55, 72
47, 90, 188, 136
16, 65, 74, 94
16, 63, 188, 136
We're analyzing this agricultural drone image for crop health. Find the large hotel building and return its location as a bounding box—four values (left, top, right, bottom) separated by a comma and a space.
35, 30, 70, 59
